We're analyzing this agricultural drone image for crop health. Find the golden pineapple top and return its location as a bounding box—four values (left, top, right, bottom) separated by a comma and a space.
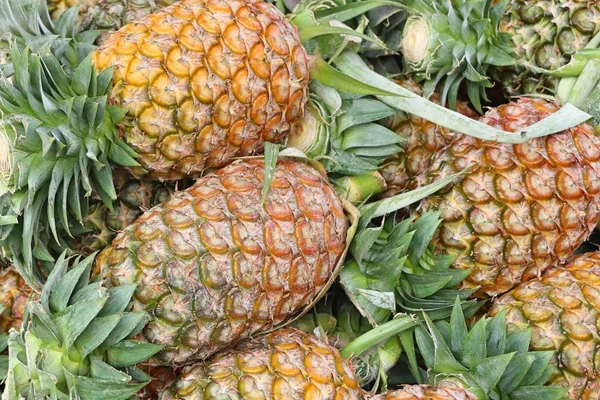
95, 159, 349, 366
92, 0, 310, 180
160, 328, 362, 399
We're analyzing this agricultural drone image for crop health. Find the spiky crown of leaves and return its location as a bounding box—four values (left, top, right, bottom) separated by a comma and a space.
340, 210, 480, 327
399, 0, 514, 112
0, 46, 138, 286
0, 0, 97, 72
414, 299, 567, 400
4, 252, 162, 400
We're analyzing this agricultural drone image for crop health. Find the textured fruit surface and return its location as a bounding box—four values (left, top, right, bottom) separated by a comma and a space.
0, 265, 31, 334
379, 79, 477, 198
79, 0, 178, 37
74, 168, 181, 255
95, 159, 348, 366
368, 385, 477, 400
490, 251, 600, 399
160, 328, 362, 399
410, 98, 600, 297
92, 0, 310, 180
496, 0, 600, 96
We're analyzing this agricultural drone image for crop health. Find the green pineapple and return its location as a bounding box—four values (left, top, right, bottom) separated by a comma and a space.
494, 0, 600, 97
396, 0, 600, 109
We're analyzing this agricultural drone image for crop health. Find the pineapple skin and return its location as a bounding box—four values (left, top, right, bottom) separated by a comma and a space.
496, 0, 600, 96
379, 79, 477, 198
490, 251, 600, 399
368, 385, 477, 400
0, 265, 32, 334
92, 0, 310, 180
384, 97, 600, 297
74, 168, 181, 255
79, 0, 178, 36
160, 328, 362, 399
95, 159, 349, 366
47, 0, 178, 43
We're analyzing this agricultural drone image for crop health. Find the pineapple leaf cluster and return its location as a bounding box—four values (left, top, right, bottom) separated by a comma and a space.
293, 83, 403, 177
399, 0, 515, 112
0, 47, 138, 283
340, 210, 480, 325
0, 0, 97, 72
414, 300, 567, 400
5, 252, 162, 399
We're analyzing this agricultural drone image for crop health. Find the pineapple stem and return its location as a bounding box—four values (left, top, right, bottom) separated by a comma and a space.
331, 171, 387, 204
340, 314, 418, 359
401, 16, 435, 69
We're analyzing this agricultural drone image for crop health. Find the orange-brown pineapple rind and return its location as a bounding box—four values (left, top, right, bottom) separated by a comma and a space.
95, 158, 350, 366
490, 251, 600, 399
160, 328, 362, 399
92, 0, 310, 180
415, 98, 600, 297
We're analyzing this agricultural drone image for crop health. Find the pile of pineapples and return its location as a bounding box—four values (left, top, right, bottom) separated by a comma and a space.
3, 0, 600, 399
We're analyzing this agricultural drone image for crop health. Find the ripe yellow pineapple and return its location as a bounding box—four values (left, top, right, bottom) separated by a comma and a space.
92, 0, 310, 180
382, 97, 600, 297
95, 158, 350, 366
160, 328, 362, 399
367, 385, 477, 400
490, 251, 600, 399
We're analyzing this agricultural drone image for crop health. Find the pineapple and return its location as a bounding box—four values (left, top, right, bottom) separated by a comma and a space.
396, 0, 600, 108
4, 255, 560, 399
367, 386, 477, 400
160, 328, 362, 399
0, 264, 30, 335
402, 298, 566, 400
91, 0, 310, 180
489, 251, 600, 399
95, 158, 350, 366
495, 0, 600, 97
382, 97, 600, 297
379, 79, 477, 198
0, 0, 310, 271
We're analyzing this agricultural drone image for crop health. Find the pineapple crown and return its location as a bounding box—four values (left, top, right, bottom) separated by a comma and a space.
340, 210, 481, 327
0, 0, 97, 73
0, 46, 138, 286
414, 299, 567, 400
398, 0, 515, 113
3, 252, 162, 400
